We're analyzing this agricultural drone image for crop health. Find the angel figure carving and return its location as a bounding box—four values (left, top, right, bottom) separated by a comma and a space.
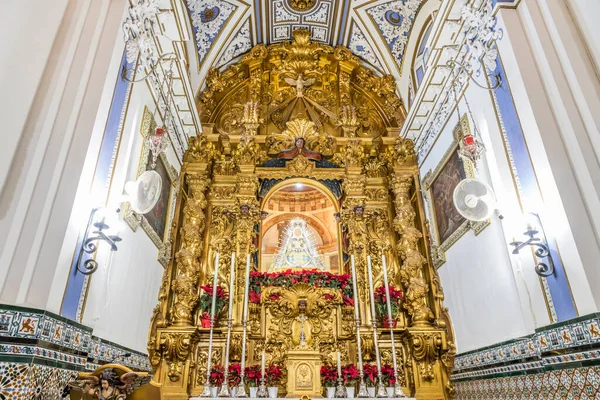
68, 368, 152, 400
284, 74, 315, 98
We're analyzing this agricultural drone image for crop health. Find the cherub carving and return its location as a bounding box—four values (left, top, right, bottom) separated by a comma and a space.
68, 368, 152, 399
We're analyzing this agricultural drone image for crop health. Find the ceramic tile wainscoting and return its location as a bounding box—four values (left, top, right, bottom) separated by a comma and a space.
451, 313, 600, 399
0, 304, 151, 398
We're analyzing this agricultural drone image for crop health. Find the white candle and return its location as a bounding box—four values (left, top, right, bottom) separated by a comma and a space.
366, 255, 381, 371
381, 255, 394, 327
210, 253, 220, 319
350, 255, 360, 321
336, 351, 342, 378
242, 254, 251, 321
261, 349, 266, 377
227, 253, 236, 319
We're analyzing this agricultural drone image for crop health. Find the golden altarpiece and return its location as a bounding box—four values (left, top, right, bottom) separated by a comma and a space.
147, 30, 456, 400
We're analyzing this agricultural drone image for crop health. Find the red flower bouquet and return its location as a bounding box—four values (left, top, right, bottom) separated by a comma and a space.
265, 364, 283, 386
320, 365, 338, 387
245, 365, 262, 387
363, 364, 378, 386
198, 285, 229, 327
342, 363, 360, 385
228, 363, 242, 386
374, 285, 404, 328
380, 364, 397, 386
209, 365, 225, 386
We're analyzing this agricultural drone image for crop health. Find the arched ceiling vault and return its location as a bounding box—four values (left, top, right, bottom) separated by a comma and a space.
185, 0, 429, 94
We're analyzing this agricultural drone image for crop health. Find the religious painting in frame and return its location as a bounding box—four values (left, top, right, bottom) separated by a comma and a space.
422, 114, 490, 268
124, 106, 179, 267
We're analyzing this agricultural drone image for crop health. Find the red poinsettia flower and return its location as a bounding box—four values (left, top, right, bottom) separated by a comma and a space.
209, 365, 225, 386
249, 290, 261, 304
342, 363, 360, 385
380, 365, 397, 386
323, 293, 335, 301
265, 364, 283, 386
320, 365, 338, 387
269, 292, 281, 301
245, 365, 262, 387
363, 364, 378, 385
343, 296, 354, 307
228, 363, 242, 386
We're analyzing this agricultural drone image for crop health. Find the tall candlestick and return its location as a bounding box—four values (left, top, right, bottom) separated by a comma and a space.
237, 254, 251, 398
382, 254, 407, 398
219, 253, 237, 397
367, 255, 386, 397
261, 350, 266, 377
243, 254, 251, 321
366, 256, 381, 372
227, 253, 236, 318
210, 253, 220, 318
350, 255, 360, 321
201, 252, 220, 397
351, 255, 369, 398
336, 351, 342, 378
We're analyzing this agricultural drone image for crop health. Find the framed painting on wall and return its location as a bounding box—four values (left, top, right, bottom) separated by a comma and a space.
422, 114, 489, 268
124, 106, 179, 267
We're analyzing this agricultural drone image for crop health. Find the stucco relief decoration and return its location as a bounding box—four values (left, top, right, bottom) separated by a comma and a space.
217, 18, 253, 67
187, 0, 237, 65
122, 0, 160, 67
461, 0, 503, 74
348, 23, 385, 73
367, 0, 422, 70
270, 0, 336, 44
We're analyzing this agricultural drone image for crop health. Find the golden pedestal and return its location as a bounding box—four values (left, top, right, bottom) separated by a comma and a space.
285, 349, 322, 398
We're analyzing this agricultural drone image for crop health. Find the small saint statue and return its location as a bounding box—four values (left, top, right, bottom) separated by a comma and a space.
284, 73, 315, 98
277, 137, 322, 161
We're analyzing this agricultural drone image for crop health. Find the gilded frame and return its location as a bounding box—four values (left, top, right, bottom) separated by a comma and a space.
124, 106, 179, 267
422, 114, 489, 268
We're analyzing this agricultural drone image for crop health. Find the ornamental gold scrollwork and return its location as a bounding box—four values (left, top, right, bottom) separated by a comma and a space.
261, 283, 341, 352
410, 332, 443, 381
160, 332, 196, 382
266, 119, 334, 156
196, 347, 223, 385
333, 140, 366, 169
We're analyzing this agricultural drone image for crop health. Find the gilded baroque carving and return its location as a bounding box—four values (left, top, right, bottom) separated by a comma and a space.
171, 173, 210, 326
391, 174, 434, 325
160, 332, 196, 382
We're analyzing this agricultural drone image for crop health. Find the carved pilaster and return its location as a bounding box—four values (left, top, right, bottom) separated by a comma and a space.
171, 172, 210, 326
390, 174, 434, 326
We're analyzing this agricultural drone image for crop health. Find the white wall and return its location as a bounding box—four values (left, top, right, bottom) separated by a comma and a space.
80, 81, 176, 352
0, 0, 68, 194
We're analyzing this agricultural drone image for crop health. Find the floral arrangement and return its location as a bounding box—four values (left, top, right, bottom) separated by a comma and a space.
342, 364, 360, 385
320, 365, 338, 387
228, 363, 242, 386
248, 270, 353, 305
374, 285, 404, 327
363, 364, 378, 386
265, 364, 283, 386
244, 365, 262, 387
209, 365, 225, 386
198, 285, 229, 315
380, 365, 396, 386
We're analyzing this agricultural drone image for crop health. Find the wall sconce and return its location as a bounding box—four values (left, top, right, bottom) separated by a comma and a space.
509, 213, 554, 277
76, 208, 122, 275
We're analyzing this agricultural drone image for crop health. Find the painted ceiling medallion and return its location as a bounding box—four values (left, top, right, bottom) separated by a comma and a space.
287, 0, 317, 12
200, 6, 219, 23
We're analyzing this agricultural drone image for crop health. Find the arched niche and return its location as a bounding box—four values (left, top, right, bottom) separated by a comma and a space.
259, 178, 342, 273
